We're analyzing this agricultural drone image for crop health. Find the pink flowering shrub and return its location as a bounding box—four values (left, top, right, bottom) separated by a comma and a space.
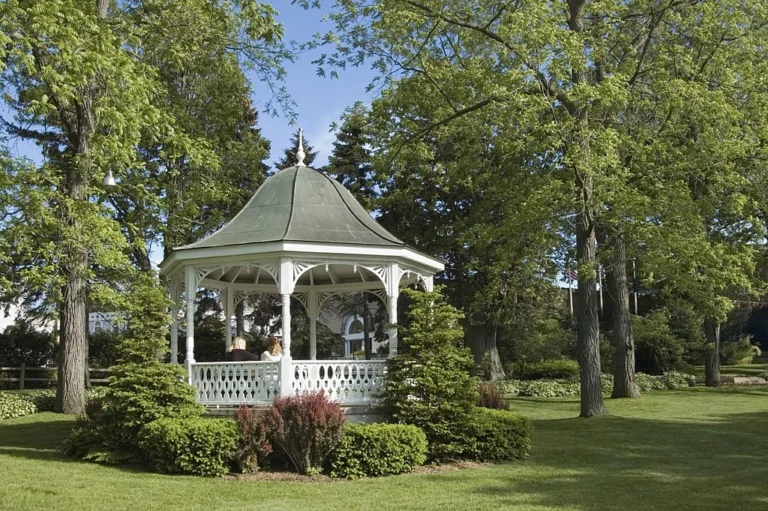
233, 405, 273, 473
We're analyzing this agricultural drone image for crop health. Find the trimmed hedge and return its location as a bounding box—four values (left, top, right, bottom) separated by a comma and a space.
138, 417, 238, 477
517, 359, 580, 380
467, 408, 533, 462
330, 423, 427, 479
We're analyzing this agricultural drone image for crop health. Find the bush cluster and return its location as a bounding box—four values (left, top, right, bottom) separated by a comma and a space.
232, 405, 272, 473
0, 393, 38, 420
139, 417, 238, 477
515, 359, 580, 380
330, 423, 427, 479
494, 371, 694, 398
467, 408, 533, 462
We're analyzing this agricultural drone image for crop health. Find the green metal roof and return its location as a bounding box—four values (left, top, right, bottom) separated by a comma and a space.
176, 166, 405, 251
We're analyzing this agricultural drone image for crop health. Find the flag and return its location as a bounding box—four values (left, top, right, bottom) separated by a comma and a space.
564, 268, 578, 281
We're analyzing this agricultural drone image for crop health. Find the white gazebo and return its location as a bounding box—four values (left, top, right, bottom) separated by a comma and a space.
159, 135, 444, 408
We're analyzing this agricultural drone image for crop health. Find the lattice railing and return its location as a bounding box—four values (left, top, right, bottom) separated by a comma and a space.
291, 360, 387, 404
191, 361, 280, 405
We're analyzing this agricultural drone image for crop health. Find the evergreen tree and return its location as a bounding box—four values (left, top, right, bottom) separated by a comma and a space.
274, 131, 319, 170
327, 102, 375, 210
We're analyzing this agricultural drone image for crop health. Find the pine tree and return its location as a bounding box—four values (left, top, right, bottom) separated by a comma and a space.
274, 131, 319, 170
327, 102, 375, 210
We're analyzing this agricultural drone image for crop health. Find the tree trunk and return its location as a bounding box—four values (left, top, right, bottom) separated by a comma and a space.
235, 300, 245, 337
465, 321, 505, 381
704, 319, 721, 387
575, 212, 608, 417
606, 233, 640, 398
363, 296, 372, 360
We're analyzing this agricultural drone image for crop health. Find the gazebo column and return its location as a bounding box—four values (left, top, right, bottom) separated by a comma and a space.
169, 280, 179, 365
423, 276, 435, 292
184, 265, 196, 382
308, 289, 318, 360
278, 259, 295, 397
387, 263, 400, 357
224, 286, 233, 352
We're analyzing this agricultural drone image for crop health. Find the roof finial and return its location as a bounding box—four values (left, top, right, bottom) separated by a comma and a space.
296, 128, 306, 167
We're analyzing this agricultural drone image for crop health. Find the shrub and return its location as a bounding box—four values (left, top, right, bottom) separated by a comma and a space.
232, 405, 272, 473
22, 389, 56, 411
466, 407, 533, 462
516, 379, 580, 398
64, 363, 204, 463
478, 382, 509, 410
635, 373, 666, 392
0, 393, 38, 420
139, 417, 238, 477
517, 359, 579, 380
720, 338, 759, 365
658, 371, 696, 389
633, 310, 685, 374
329, 423, 427, 479
385, 288, 478, 461
261, 392, 345, 475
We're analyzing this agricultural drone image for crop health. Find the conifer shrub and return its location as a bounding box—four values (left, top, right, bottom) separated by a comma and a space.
517, 359, 580, 380
385, 288, 479, 461
261, 392, 346, 475
139, 417, 238, 477
329, 423, 427, 479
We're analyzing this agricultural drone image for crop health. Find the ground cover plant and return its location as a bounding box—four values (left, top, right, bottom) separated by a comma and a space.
1, 387, 767, 510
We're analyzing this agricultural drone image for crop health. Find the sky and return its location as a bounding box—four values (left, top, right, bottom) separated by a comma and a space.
4, 2, 377, 169
242, 2, 376, 168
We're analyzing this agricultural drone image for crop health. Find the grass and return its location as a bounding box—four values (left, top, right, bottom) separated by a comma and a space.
693, 363, 768, 376
2, 388, 768, 510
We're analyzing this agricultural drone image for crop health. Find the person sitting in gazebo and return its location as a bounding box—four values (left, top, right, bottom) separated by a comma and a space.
225, 337, 260, 362
260, 337, 282, 362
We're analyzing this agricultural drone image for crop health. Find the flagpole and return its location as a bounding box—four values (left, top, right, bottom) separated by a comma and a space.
632, 259, 638, 314
598, 265, 604, 317
568, 268, 573, 317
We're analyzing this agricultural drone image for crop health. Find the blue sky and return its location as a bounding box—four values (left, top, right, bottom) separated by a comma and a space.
4, 2, 376, 169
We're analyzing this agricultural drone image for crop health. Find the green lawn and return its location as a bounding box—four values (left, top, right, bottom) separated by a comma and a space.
2, 388, 768, 510
693, 363, 768, 376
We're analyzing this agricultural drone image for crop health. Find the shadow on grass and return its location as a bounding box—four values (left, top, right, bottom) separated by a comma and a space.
469, 408, 768, 511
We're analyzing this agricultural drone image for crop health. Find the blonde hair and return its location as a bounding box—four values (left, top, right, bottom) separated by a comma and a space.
267, 337, 282, 356
232, 337, 247, 351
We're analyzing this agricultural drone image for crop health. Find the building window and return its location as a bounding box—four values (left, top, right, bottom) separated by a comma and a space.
347, 318, 364, 335
94, 321, 103, 332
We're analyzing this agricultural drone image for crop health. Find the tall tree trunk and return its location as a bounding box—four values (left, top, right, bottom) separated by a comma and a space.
576, 212, 608, 417
704, 319, 721, 387
363, 296, 372, 360
606, 233, 640, 398
235, 300, 245, 337
56, 159, 89, 414
466, 320, 505, 381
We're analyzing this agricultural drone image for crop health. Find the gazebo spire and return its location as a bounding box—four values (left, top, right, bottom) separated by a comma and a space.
296, 128, 306, 167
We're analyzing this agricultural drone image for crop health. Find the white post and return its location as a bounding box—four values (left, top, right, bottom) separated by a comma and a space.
423, 276, 435, 292
278, 258, 295, 397
170, 280, 179, 365
224, 286, 233, 352
309, 288, 318, 360
184, 266, 196, 382
388, 263, 400, 357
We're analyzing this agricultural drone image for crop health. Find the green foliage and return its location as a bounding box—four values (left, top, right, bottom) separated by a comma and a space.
515, 380, 581, 398
114, 275, 171, 365
385, 288, 478, 461
274, 131, 319, 170
465, 408, 533, 463
500, 317, 576, 367
0, 320, 56, 368
515, 359, 580, 381
261, 392, 346, 475
633, 311, 685, 375
477, 382, 509, 411
720, 338, 760, 365
64, 363, 204, 463
327, 102, 376, 210
0, 393, 38, 420
232, 405, 272, 474
329, 423, 427, 479
139, 417, 238, 477
88, 330, 124, 368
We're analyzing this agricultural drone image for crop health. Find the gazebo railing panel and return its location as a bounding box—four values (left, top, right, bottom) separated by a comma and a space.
191, 361, 280, 406
291, 360, 387, 404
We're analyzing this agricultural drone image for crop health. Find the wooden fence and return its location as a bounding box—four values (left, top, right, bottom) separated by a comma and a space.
0, 364, 113, 389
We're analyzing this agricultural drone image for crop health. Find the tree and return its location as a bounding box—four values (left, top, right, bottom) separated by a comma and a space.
274, 131, 319, 170
327, 102, 376, 209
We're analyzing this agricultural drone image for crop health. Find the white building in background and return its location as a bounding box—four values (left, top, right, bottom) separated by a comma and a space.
88, 312, 127, 335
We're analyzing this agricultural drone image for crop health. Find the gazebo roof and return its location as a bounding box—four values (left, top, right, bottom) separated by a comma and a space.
176, 166, 404, 251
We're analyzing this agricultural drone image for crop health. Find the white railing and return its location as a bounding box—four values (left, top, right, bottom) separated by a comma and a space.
191, 361, 280, 406
291, 360, 387, 404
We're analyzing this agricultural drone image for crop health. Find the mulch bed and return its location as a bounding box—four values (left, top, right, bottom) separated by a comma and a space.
225, 461, 489, 483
